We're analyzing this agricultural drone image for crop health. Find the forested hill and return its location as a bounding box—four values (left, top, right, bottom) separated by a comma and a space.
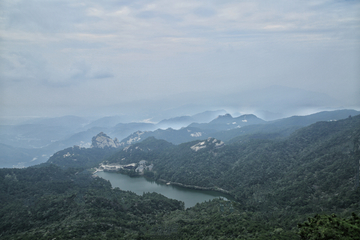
1, 115, 360, 239
104, 114, 360, 227
118, 109, 359, 147
0, 164, 324, 239
47, 145, 119, 169
0, 165, 185, 239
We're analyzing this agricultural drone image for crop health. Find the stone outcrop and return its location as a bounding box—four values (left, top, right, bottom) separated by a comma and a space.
190, 137, 224, 152
91, 132, 122, 148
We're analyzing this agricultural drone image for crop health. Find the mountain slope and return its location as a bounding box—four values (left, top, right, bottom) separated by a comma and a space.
155, 110, 227, 129
117, 109, 360, 148
214, 109, 360, 143
0, 162, 312, 239
0, 165, 184, 239
3, 113, 360, 239
189, 113, 266, 131
104, 114, 360, 223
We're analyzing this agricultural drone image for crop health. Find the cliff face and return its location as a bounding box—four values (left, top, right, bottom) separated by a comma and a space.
91, 132, 122, 148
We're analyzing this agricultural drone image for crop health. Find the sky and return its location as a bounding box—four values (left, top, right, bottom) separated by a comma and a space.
0, 0, 359, 121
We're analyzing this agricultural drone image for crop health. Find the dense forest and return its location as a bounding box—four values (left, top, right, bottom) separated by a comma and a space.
0, 165, 184, 239
106, 115, 360, 210
1, 164, 359, 239
1, 114, 360, 239
104, 114, 360, 238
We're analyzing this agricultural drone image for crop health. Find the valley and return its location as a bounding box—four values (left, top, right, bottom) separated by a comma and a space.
1, 109, 358, 168
2, 1, 359, 238
1, 109, 360, 239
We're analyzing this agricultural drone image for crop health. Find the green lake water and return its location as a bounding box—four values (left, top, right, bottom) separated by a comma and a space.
95, 171, 231, 208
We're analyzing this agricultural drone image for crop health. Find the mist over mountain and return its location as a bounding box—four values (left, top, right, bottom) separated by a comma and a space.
118, 109, 360, 147
1, 1, 359, 238
75, 85, 349, 122
225, 85, 342, 120
156, 110, 227, 130
21, 116, 88, 129
83, 116, 124, 129
190, 113, 266, 131
1, 85, 352, 125
1, 109, 359, 168
122, 85, 350, 122
25, 110, 359, 239
0, 109, 226, 167
0, 79, 358, 170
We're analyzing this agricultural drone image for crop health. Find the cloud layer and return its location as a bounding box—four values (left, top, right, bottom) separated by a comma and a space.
1, 0, 359, 118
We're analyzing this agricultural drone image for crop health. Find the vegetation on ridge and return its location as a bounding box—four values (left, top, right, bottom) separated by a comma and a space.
1, 113, 360, 239
103, 114, 360, 236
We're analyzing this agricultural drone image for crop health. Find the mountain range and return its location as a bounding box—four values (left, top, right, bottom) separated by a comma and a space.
0, 109, 359, 168
119, 109, 359, 147
1, 108, 360, 239
8, 108, 357, 239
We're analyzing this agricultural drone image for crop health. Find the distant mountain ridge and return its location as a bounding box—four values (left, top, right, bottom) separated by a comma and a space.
101, 113, 360, 221
118, 109, 360, 147
2, 109, 360, 239
91, 132, 122, 149
0, 109, 359, 168
190, 113, 266, 131
156, 110, 227, 129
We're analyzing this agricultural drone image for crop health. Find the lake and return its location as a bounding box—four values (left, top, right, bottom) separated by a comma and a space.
95, 171, 232, 208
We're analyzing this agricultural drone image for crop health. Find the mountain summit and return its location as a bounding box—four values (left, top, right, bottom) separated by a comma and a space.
91, 132, 122, 148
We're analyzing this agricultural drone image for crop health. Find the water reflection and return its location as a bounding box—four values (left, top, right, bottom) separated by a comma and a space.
95, 171, 232, 208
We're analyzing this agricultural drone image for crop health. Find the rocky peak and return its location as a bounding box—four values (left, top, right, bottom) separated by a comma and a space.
210, 114, 233, 124
91, 132, 122, 148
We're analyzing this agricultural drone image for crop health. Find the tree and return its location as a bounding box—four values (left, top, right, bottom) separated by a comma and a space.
298, 213, 360, 240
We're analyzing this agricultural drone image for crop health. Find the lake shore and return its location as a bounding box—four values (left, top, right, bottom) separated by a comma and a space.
157, 179, 232, 195
95, 171, 234, 208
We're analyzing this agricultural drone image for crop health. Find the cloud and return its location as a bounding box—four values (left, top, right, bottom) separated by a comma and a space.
0, 0, 359, 117
3, 1, 358, 54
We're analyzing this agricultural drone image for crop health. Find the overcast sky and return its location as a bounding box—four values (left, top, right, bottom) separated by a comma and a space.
1, 0, 359, 120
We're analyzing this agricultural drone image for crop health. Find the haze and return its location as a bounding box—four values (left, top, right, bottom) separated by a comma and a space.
1, 0, 359, 122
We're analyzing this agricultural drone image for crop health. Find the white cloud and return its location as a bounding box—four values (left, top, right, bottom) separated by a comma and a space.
0, 0, 359, 117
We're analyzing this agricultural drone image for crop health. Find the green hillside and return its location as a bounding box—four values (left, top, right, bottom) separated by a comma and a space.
1, 113, 360, 239
47, 145, 120, 169
118, 109, 360, 147
104, 114, 360, 230
0, 165, 184, 239
3, 164, 357, 239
